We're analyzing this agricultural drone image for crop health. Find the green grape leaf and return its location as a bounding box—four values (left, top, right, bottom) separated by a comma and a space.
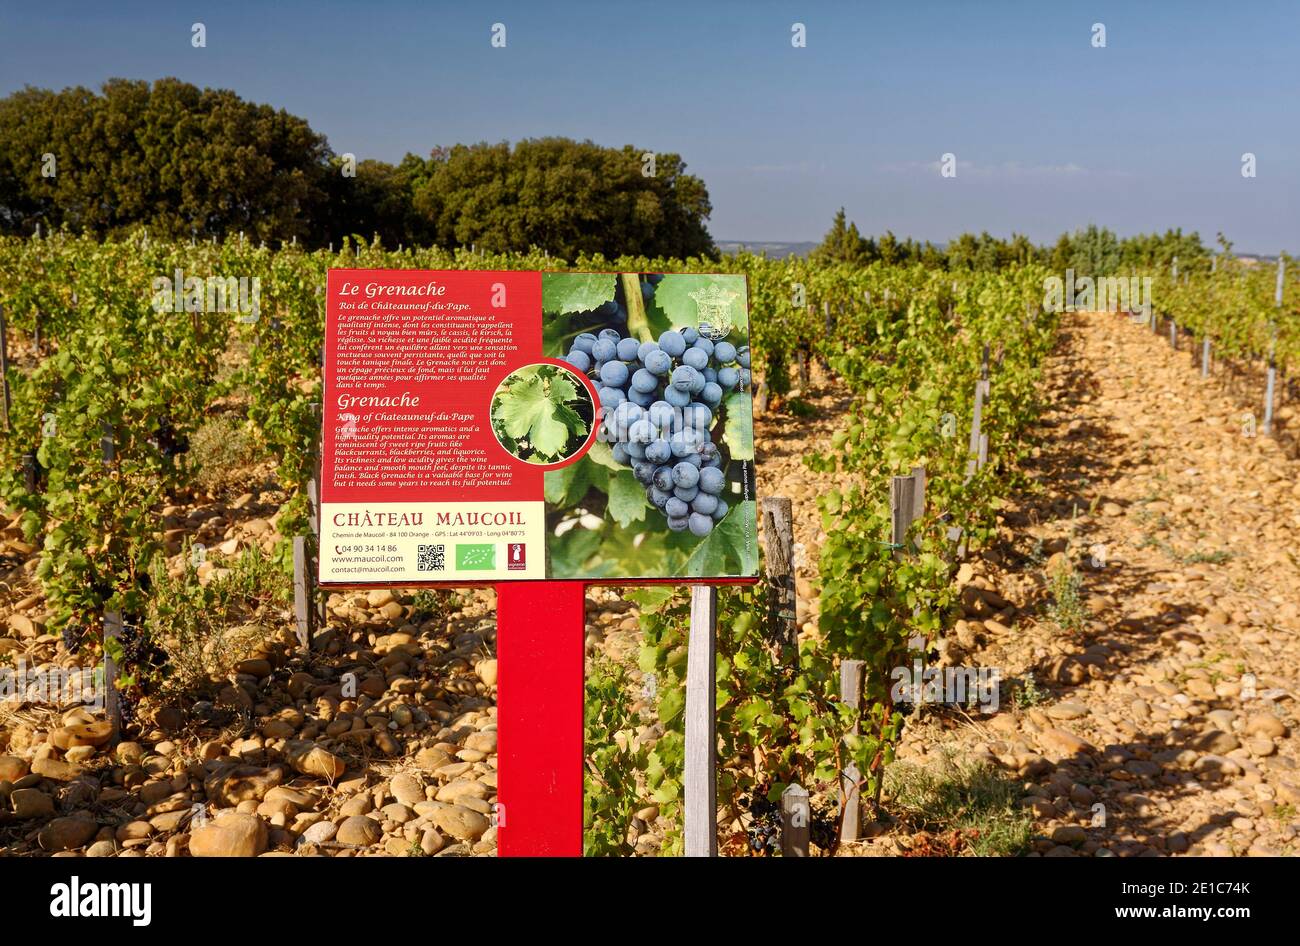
549, 524, 603, 578
542, 273, 617, 315
722, 391, 754, 461
677, 500, 758, 577
545, 459, 593, 505
584, 439, 624, 471
548, 369, 579, 402
649, 274, 749, 344
494, 366, 586, 461
658, 685, 685, 725
606, 468, 647, 527
553, 402, 587, 437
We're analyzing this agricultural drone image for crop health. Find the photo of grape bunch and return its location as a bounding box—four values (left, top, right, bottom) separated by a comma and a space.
565, 326, 751, 537
490, 363, 593, 464
541, 272, 757, 580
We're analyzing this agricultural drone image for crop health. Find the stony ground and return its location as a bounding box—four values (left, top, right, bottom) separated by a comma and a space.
859, 311, 1300, 856
1, 309, 1297, 856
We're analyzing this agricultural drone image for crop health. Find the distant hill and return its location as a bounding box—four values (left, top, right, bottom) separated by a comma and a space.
716, 240, 819, 259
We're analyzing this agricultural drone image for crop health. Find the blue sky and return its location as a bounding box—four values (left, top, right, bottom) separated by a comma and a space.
1, 0, 1296, 252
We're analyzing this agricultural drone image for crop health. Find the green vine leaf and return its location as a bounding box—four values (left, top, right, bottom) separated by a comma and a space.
542, 273, 617, 315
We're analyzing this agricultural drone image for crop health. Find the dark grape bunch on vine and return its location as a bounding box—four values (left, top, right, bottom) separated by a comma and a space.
59, 621, 84, 654
107, 622, 165, 735
564, 325, 751, 537
741, 784, 840, 855
742, 789, 782, 855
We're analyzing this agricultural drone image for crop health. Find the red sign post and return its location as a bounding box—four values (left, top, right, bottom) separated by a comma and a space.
496, 581, 586, 856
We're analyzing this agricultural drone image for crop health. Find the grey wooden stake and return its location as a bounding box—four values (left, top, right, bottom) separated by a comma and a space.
978, 433, 989, 469
101, 422, 114, 466
103, 610, 123, 743
684, 584, 718, 857
1170, 319, 1176, 349
1202, 336, 1211, 377
760, 497, 797, 655
1264, 357, 1277, 436
839, 659, 864, 843
0, 303, 10, 431
307, 475, 321, 536
823, 300, 832, 335
1276, 257, 1286, 308
21, 454, 36, 491
889, 467, 926, 728
780, 783, 810, 857
967, 380, 988, 470
890, 464, 928, 565
293, 535, 312, 652
294, 403, 325, 642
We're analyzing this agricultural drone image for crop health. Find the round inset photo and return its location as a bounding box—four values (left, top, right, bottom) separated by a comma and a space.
490, 362, 595, 465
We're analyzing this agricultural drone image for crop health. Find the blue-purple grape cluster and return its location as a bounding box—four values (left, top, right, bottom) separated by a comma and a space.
565, 326, 751, 537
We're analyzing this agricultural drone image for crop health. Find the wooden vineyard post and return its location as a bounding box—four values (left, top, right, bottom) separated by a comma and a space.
760, 497, 797, 656
1202, 336, 1211, 377
968, 379, 988, 471
100, 422, 123, 743
102, 610, 123, 744
1170, 319, 1177, 350
887, 466, 925, 743
684, 585, 718, 857
1263, 336, 1277, 437
780, 783, 810, 857
0, 303, 10, 432
823, 300, 832, 335
21, 454, 36, 491
292, 537, 312, 652
294, 403, 324, 651
949, 376, 988, 553
496, 581, 586, 857
838, 659, 864, 843
307, 475, 325, 627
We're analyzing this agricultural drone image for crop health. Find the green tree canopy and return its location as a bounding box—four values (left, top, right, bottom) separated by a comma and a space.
0, 82, 716, 257
0, 78, 330, 242
402, 138, 714, 259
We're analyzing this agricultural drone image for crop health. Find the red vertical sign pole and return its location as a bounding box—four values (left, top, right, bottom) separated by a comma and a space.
496, 581, 587, 856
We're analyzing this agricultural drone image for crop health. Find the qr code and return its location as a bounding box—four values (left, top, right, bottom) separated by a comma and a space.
417, 544, 445, 572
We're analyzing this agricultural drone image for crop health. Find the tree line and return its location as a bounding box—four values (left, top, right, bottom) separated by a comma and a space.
814, 208, 1216, 274
0, 79, 716, 259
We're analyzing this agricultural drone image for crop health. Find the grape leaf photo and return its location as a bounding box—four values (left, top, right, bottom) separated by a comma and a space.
490, 363, 593, 464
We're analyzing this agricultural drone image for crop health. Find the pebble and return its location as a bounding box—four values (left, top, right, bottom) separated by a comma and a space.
389, 773, 424, 807
336, 815, 382, 846
189, 812, 269, 857
1047, 702, 1089, 720
10, 787, 55, 818
39, 816, 99, 852
430, 806, 490, 841
300, 820, 337, 844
